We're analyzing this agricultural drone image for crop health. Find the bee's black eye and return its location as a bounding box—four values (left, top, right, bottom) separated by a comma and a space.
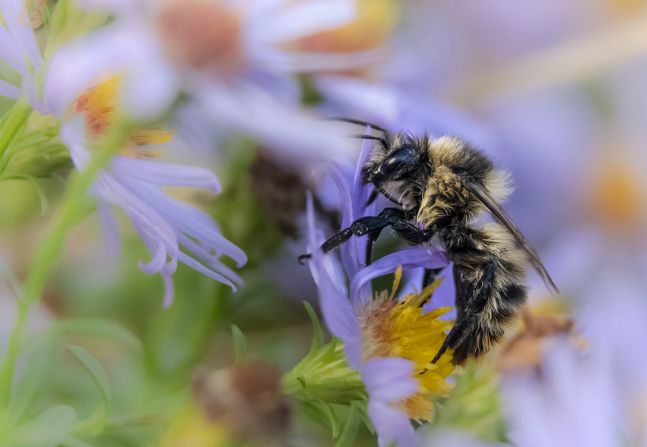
371, 145, 420, 184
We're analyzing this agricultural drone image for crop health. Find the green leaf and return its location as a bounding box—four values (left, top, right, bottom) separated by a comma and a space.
8, 337, 57, 425
432, 362, 506, 442
54, 319, 141, 352
230, 324, 247, 363
10, 405, 77, 447
333, 404, 361, 447
303, 301, 324, 352
0, 174, 48, 216
0, 100, 32, 175
67, 345, 111, 409
72, 405, 106, 437
299, 400, 340, 437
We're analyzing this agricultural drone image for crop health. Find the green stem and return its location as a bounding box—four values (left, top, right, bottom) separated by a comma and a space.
0, 123, 128, 406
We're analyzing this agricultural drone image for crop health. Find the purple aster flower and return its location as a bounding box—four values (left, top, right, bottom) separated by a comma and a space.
304, 139, 455, 447
0, 7, 246, 305
58, 81, 247, 306
0, 0, 48, 113
44, 0, 385, 165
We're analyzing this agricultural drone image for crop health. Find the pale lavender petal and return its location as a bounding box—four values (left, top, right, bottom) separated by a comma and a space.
59, 119, 91, 168
257, 49, 388, 73
0, 80, 20, 100
362, 357, 418, 401
178, 234, 243, 285
306, 193, 362, 368
350, 247, 449, 306
327, 164, 360, 277
77, 0, 144, 16
161, 274, 174, 308
137, 241, 167, 274
110, 157, 221, 193
249, 0, 355, 45
177, 252, 238, 292
118, 178, 247, 267
362, 358, 419, 447
1, 0, 42, 72
193, 82, 357, 165
46, 24, 174, 117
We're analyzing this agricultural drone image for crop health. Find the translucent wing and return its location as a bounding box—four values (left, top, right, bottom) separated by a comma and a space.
464, 181, 560, 295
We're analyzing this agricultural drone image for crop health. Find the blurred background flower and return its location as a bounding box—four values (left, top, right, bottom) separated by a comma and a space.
0, 0, 647, 446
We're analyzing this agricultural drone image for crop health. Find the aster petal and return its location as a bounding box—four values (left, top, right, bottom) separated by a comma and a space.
46, 23, 176, 118
110, 157, 221, 193
178, 234, 243, 286
117, 177, 247, 267
193, 82, 357, 164
137, 241, 167, 275
161, 274, 174, 308
350, 247, 449, 306
176, 252, 238, 292
257, 49, 388, 73
306, 193, 362, 368
0, 0, 42, 73
362, 358, 419, 447
250, 0, 355, 45
0, 80, 20, 100
327, 164, 360, 277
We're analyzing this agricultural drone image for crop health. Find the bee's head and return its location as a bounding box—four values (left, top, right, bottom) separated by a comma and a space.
362, 134, 427, 187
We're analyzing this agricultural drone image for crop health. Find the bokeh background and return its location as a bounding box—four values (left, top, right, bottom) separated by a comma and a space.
1, 0, 647, 446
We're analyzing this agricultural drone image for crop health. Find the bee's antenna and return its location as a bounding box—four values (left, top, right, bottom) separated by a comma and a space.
349, 134, 389, 149
325, 117, 389, 134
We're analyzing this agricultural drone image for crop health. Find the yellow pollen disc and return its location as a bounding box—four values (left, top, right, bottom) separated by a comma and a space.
290, 0, 398, 53
587, 157, 646, 231
75, 76, 120, 137
74, 76, 174, 154
361, 270, 455, 421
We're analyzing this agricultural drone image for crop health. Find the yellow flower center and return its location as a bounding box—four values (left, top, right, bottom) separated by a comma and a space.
74, 76, 173, 156
586, 155, 646, 232
359, 269, 455, 421
290, 0, 398, 54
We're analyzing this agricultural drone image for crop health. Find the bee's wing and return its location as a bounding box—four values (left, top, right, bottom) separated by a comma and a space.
464, 181, 560, 295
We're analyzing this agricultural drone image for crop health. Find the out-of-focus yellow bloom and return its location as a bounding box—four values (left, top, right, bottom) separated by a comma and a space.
607, 0, 646, 19
360, 270, 455, 420
587, 155, 647, 232
161, 405, 230, 447
292, 0, 398, 53
74, 76, 173, 153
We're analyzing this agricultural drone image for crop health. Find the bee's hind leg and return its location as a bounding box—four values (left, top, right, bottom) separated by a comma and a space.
422, 267, 445, 289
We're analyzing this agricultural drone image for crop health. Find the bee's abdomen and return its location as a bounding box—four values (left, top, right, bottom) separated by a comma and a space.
439, 224, 527, 364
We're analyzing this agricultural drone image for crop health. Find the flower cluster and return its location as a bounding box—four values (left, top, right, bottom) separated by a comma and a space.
1, 1, 646, 447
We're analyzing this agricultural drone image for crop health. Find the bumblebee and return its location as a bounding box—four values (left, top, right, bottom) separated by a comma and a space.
300, 118, 558, 364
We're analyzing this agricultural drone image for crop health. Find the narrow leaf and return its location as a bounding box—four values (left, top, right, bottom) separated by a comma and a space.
303, 301, 325, 352
333, 404, 361, 447
230, 325, 247, 362
11, 405, 77, 446
55, 319, 141, 352
67, 345, 111, 408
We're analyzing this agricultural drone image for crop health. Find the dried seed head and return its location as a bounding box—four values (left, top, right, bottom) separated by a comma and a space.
193, 362, 291, 443
157, 0, 245, 78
